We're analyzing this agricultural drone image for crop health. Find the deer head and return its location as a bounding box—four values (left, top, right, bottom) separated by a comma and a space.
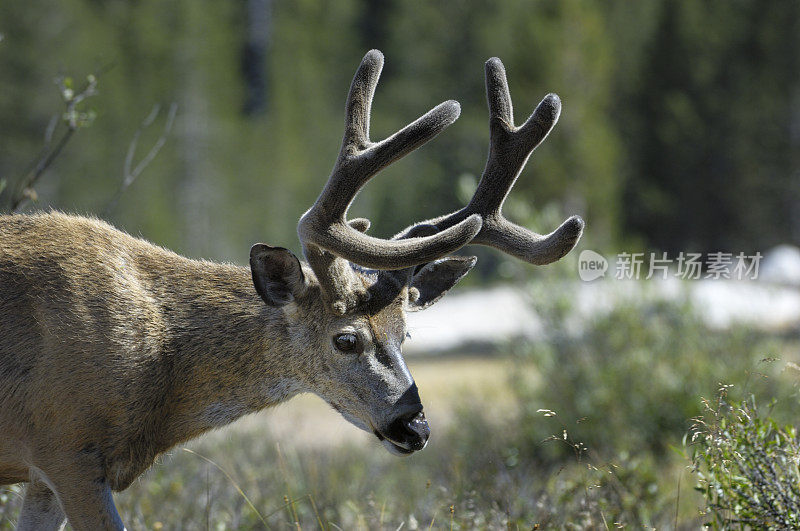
249, 50, 583, 455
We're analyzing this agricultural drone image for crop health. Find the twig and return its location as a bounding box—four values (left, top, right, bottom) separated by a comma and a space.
3, 113, 57, 206
10, 75, 98, 212
276, 443, 301, 530
11, 129, 74, 212
307, 493, 324, 530
43, 114, 59, 146
103, 102, 177, 215
205, 464, 211, 531
674, 469, 681, 529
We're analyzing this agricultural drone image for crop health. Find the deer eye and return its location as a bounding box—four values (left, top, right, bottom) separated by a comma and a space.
333, 333, 360, 353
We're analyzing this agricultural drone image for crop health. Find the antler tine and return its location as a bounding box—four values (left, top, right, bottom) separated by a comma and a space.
485, 56, 514, 128
338, 51, 461, 166
395, 57, 584, 265
298, 50, 482, 272
340, 49, 381, 157
312, 50, 467, 218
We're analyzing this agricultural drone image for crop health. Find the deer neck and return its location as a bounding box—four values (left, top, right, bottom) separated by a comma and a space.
141, 257, 309, 447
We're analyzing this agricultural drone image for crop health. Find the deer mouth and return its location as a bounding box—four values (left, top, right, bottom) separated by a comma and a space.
373, 429, 416, 455
373, 411, 430, 456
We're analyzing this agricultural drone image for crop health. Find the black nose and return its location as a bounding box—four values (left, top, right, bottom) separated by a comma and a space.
397, 382, 422, 407
384, 410, 430, 451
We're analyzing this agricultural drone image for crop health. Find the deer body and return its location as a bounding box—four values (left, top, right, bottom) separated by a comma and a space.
0, 212, 306, 490
0, 51, 583, 529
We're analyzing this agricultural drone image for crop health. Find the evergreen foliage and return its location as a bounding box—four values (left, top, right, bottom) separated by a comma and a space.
0, 1, 797, 265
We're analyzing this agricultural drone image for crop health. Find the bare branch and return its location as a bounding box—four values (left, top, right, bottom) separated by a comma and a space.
104, 103, 178, 215
10, 129, 74, 212
9, 74, 99, 213
129, 103, 177, 181
43, 114, 58, 146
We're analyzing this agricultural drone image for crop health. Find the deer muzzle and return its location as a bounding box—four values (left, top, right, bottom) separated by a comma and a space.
376, 407, 430, 455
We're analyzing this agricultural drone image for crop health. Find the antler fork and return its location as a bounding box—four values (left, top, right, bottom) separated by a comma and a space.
396, 57, 584, 264
298, 50, 482, 313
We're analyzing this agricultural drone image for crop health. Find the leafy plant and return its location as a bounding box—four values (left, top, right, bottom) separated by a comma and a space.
514, 294, 786, 460
690, 388, 800, 529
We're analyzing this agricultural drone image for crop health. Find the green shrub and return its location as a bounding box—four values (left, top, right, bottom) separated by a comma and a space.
690, 389, 800, 529
513, 294, 788, 460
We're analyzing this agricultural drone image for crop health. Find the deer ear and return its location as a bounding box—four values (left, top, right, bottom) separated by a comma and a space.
250, 244, 306, 306
407, 256, 476, 311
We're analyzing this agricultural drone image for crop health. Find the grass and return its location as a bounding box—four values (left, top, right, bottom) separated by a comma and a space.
690, 387, 800, 529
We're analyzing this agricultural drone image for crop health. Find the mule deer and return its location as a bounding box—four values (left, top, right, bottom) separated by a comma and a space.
0, 50, 583, 529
